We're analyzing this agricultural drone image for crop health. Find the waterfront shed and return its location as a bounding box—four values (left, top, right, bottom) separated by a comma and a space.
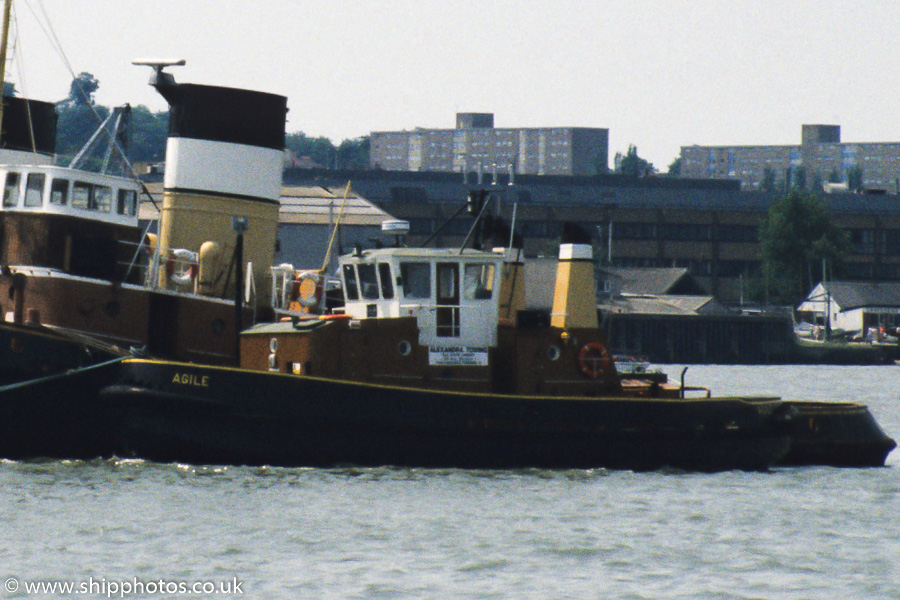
797, 281, 900, 336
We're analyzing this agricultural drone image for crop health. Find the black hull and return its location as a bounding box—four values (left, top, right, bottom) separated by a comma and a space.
0, 321, 119, 386
778, 401, 897, 467
100, 360, 792, 472
0, 358, 123, 460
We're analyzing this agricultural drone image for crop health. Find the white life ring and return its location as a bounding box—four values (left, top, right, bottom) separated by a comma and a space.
166, 248, 198, 286
294, 270, 323, 308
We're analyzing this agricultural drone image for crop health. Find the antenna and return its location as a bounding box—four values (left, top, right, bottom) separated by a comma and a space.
132, 58, 186, 87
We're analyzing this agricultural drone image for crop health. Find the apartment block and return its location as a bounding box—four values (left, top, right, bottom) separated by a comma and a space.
681, 125, 900, 192
370, 113, 609, 176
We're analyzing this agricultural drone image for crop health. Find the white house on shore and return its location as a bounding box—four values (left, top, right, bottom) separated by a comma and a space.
797, 281, 900, 337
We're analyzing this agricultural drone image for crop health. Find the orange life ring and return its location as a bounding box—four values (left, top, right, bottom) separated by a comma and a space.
294, 270, 324, 308
577, 342, 612, 379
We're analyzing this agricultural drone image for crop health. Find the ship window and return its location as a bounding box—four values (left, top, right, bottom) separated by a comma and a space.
437, 264, 457, 300
3, 172, 20, 207
24, 173, 45, 207
343, 264, 359, 300
464, 263, 495, 300
378, 263, 394, 299
400, 262, 430, 299
357, 263, 379, 300
50, 178, 68, 205
92, 185, 112, 212
72, 181, 91, 209
117, 189, 137, 216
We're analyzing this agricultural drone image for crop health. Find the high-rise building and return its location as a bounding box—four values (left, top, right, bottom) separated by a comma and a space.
681, 125, 900, 193
370, 113, 609, 176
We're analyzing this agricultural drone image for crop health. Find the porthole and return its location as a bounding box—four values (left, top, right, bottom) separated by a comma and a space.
104, 300, 120, 317
546, 345, 561, 361
211, 318, 225, 335
398, 340, 412, 356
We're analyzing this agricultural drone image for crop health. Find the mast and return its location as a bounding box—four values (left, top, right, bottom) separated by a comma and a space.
0, 0, 12, 137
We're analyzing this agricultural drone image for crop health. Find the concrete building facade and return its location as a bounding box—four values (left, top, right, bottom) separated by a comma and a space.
681, 124, 900, 193
284, 168, 900, 305
370, 113, 609, 177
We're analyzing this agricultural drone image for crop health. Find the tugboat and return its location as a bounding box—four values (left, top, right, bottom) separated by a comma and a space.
0, 56, 892, 469
100, 219, 802, 471
0, 61, 287, 459
0, 61, 286, 376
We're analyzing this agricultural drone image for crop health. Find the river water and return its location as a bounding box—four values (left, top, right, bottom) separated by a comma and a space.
1, 365, 898, 599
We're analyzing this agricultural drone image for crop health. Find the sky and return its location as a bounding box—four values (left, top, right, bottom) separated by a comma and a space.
7, 0, 900, 170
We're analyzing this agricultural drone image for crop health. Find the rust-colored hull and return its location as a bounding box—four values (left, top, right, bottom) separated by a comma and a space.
0, 271, 257, 367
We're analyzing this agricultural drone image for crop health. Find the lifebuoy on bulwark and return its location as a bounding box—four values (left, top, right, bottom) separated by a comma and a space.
292, 270, 324, 308
166, 248, 198, 287
577, 342, 613, 379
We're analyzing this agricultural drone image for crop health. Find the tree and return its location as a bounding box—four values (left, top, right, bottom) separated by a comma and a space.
127, 105, 169, 162
285, 132, 335, 167
284, 132, 370, 169
55, 102, 110, 164
337, 136, 370, 170
847, 165, 864, 192
792, 166, 807, 191
666, 157, 681, 177
62, 72, 100, 108
759, 189, 850, 303
615, 145, 655, 178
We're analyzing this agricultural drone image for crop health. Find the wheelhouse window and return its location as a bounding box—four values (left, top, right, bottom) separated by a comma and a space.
72, 181, 91, 209
357, 263, 379, 300
24, 173, 45, 207
117, 189, 137, 216
464, 263, 495, 300
437, 264, 457, 300
50, 178, 68, 205
343, 264, 359, 301
400, 262, 430, 299
92, 185, 112, 212
3, 172, 20, 207
378, 263, 394, 299
72, 181, 113, 212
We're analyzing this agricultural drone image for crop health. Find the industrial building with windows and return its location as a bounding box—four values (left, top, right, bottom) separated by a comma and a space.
681, 124, 900, 193
369, 113, 608, 177
284, 167, 900, 305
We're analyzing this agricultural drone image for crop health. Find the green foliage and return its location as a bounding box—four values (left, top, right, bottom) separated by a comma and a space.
615, 145, 655, 178
846, 165, 864, 191
337, 136, 370, 170
758, 189, 850, 303
53, 72, 369, 171
62, 72, 100, 107
284, 133, 370, 169
792, 166, 807, 190
55, 102, 110, 163
128, 105, 169, 162
666, 157, 681, 177
286, 132, 333, 167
